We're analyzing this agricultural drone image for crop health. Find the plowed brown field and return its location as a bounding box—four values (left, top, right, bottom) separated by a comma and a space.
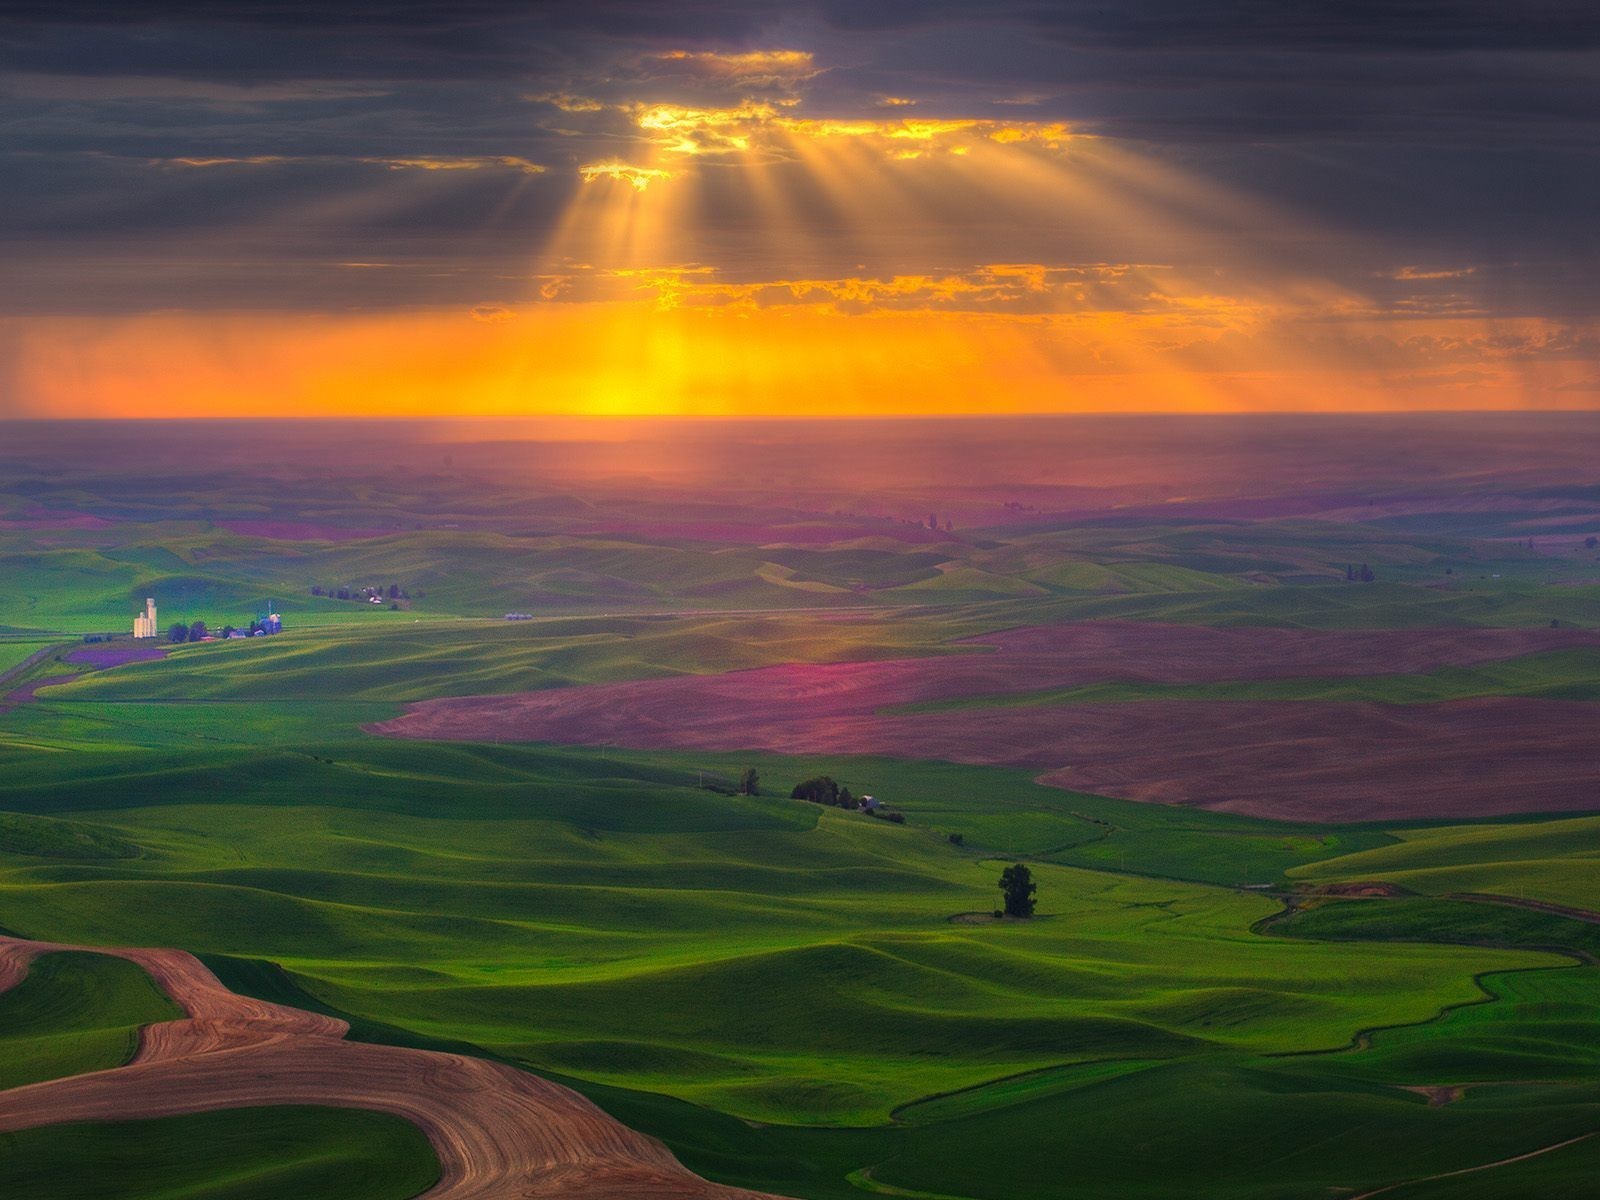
371, 622, 1600, 822
0, 937, 786, 1200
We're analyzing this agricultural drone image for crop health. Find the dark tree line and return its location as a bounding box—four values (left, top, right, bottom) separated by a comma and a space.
791, 775, 854, 807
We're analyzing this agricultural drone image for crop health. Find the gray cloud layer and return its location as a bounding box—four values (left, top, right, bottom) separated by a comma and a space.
2, 1, 1596, 315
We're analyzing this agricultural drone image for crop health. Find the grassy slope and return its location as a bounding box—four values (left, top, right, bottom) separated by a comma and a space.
2, 579, 1600, 1194
0, 732, 1559, 1128
1290, 816, 1600, 910
0, 951, 181, 1090
40, 611, 982, 704
0, 1107, 439, 1200
0, 641, 57, 676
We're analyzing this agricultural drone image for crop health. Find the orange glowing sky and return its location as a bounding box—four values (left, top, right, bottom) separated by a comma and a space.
2, 7, 1596, 418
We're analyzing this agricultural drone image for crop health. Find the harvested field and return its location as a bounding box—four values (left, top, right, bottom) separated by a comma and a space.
62, 646, 166, 669
0, 937, 785, 1200
372, 622, 1600, 822
0, 674, 76, 713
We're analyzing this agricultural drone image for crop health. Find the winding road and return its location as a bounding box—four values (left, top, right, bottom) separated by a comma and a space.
0, 936, 787, 1200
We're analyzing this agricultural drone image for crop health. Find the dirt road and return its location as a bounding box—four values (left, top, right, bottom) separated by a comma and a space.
0, 937, 786, 1200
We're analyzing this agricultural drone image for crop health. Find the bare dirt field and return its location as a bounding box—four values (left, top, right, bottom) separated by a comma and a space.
0, 937, 786, 1200
371, 622, 1600, 822
62, 646, 167, 669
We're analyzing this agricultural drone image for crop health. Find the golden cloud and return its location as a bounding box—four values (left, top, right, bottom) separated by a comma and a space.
577, 161, 675, 190
1386, 265, 1479, 281
650, 49, 819, 86
524, 91, 605, 112
534, 262, 1192, 317
161, 154, 546, 174
622, 103, 1075, 159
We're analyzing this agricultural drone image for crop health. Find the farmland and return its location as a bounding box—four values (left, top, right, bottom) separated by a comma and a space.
2, 417, 1600, 1197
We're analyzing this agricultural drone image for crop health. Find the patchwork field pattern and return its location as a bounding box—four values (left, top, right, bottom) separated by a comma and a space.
5, 420, 1600, 1198
375, 622, 1600, 821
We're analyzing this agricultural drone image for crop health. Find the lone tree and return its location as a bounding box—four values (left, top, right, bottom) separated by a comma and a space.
737, 767, 760, 796
167, 622, 189, 644
998, 863, 1036, 918
188, 620, 207, 642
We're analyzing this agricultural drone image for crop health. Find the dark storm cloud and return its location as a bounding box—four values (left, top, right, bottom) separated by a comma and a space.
813, 1, 1600, 51
1, 1, 1597, 315
6, 2, 1596, 147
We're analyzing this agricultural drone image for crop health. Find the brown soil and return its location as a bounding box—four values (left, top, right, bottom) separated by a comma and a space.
1310, 882, 1412, 899
0, 673, 78, 713
0, 936, 786, 1200
62, 645, 167, 669
371, 621, 1600, 823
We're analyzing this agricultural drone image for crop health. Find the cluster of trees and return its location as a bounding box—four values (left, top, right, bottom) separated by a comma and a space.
1344, 563, 1375, 582
311, 583, 409, 602
789, 776, 904, 822
791, 775, 853, 806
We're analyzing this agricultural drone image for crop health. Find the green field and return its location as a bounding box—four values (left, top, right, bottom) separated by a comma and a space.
0, 709, 1594, 1196
0, 951, 181, 1090
0, 641, 56, 677
1292, 817, 1600, 911
0, 1107, 439, 1200
4, 450, 1600, 1198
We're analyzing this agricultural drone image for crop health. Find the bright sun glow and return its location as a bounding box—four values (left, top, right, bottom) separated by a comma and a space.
4, 45, 1589, 419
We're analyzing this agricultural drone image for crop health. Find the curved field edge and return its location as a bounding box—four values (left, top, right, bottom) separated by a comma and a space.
0, 732, 1593, 1200
0, 951, 180, 1091
0, 935, 786, 1200
0, 1106, 440, 1200
200, 892, 1600, 1200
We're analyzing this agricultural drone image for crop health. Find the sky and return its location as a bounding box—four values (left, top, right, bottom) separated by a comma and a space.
2, 1, 1598, 418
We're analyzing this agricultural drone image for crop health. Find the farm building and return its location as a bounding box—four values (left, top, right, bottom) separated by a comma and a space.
132, 597, 158, 639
